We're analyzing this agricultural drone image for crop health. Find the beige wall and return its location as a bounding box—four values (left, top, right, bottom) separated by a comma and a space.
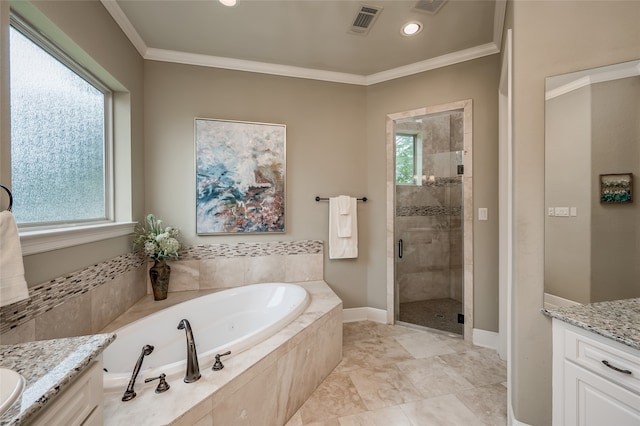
143, 61, 369, 307
143, 56, 500, 325
510, 1, 640, 424
1, 0, 145, 285
366, 55, 501, 331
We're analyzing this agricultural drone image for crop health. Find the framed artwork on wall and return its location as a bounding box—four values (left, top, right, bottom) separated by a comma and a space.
599, 173, 633, 204
195, 118, 286, 234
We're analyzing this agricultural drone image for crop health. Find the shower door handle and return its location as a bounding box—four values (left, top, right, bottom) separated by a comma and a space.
398, 239, 403, 259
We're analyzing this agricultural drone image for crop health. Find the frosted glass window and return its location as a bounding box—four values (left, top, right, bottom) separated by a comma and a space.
9, 22, 111, 225
396, 134, 417, 185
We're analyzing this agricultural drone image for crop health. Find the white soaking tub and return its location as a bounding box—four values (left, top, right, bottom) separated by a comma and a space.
102, 282, 309, 392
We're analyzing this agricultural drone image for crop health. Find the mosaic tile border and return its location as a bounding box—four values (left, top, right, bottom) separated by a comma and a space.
179, 240, 324, 260
397, 206, 463, 217
0, 251, 145, 335
422, 176, 462, 187
0, 240, 324, 335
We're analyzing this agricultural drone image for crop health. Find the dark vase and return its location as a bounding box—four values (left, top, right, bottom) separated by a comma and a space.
149, 259, 171, 301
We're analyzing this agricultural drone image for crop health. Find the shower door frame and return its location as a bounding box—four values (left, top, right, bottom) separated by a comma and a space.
386, 100, 474, 341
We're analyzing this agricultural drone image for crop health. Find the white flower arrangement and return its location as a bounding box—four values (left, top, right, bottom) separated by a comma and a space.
133, 214, 181, 260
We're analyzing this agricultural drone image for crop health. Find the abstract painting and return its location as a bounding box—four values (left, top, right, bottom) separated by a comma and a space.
195, 118, 286, 234
600, 173, 633, 204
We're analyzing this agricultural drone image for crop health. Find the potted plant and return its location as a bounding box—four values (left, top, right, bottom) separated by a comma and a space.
133, 214, 181, 300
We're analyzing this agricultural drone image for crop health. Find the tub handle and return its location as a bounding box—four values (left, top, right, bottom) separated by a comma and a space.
212, 351, 232, 371
144, 373, 170, 393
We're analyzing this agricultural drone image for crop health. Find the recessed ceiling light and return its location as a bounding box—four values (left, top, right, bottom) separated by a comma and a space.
401, 21, 422, 36
219, 0, 237, 6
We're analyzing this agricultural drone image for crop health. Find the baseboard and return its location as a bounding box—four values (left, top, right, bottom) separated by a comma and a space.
509, 403, 532, 426
343, 307, 387, 323
543, 292, 580, 310
472, 328, 499, 350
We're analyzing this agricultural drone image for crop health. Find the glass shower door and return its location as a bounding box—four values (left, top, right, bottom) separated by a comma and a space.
394, 110, 464, 335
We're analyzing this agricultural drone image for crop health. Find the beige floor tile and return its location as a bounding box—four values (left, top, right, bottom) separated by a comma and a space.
394, 331, 457, 359
285, 412, 304, 426
396, 356, 475, 399
290, 322, 506, 426
400, 394, 485, 426
336, 336, 415, 373
456, 383, 508, 426
438, 348, 507, 387
348, 365, 423, 410
343, 321, 415, 343
337, 406, 413, 426
296, 371, 368, 424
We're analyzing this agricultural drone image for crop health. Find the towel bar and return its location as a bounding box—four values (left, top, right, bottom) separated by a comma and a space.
315, 196, 367, 202
0, 184, 12, 212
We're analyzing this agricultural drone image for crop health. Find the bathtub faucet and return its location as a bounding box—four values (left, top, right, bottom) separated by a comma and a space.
177, 319, 201, 383
122, 344, 154, 401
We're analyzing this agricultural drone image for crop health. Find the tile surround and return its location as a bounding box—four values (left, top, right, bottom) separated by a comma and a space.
101, 281, 342, 426
0, 240, 324, 345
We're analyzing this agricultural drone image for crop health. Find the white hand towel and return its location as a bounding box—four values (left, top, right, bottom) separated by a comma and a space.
336, 195, 352, 238
0, 211, 29, 307
329, 196, 358, 259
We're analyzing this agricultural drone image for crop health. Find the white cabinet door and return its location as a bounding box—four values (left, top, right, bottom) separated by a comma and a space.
565, 361, 640, 426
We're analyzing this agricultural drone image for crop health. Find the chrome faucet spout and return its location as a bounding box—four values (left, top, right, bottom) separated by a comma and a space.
177, 319, 201, 383
122, 344, 154, 402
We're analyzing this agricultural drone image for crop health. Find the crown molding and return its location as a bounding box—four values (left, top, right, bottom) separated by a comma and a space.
364, 42, 499, 85
493, 0, 507, 52
100, 0, 148, 56
103, 0, 506, 86
145, 48, 368, 85
545, 60, 640, 100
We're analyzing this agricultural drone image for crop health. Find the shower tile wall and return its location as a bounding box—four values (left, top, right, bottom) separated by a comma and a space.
396, 112, 464, 304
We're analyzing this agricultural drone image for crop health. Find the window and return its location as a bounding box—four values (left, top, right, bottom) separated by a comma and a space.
395, 133, 417, 184
9, 15, 112, 227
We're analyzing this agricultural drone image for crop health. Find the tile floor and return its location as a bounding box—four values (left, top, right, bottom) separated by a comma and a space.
286, 321, 507, 426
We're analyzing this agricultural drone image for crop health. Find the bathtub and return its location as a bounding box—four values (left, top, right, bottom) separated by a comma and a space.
102, 283, 309, 393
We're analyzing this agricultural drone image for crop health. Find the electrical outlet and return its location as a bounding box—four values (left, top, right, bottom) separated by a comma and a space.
554, 207, 570, 217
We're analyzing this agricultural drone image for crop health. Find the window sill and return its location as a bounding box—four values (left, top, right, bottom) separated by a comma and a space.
19, 222, 136, 255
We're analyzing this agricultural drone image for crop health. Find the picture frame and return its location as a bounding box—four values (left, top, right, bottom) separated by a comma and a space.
195, 118, 286, 234
599, 173, 633, 204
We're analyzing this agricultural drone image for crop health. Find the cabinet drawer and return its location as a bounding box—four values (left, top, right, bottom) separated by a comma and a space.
30, 358, 103, 426
564, 361, 640, 426
564, 327, 640, 393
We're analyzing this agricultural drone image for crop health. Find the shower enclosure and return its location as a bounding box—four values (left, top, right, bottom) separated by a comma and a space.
394, 109, 465, 335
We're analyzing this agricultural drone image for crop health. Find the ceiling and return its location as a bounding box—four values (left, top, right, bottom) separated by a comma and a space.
103, 0, 505, 85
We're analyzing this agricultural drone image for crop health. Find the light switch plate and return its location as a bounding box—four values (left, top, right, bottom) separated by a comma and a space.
479, 208, 488, 221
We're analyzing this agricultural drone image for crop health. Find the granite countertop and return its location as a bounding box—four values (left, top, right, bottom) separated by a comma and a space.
543, 298, 640, 351
0, 333, 115, 425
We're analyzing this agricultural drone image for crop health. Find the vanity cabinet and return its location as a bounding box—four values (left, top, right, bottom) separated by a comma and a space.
30, 356, 104, 426
552, 319, 640, 425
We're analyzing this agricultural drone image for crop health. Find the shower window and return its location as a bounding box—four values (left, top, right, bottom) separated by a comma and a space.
396, 133, 417, 185
9, 15, 113, 227
395, 133, 423, 185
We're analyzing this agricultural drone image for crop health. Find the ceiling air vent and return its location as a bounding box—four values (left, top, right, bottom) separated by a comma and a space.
413, 0, 448, 15
349, 4, 383, 36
